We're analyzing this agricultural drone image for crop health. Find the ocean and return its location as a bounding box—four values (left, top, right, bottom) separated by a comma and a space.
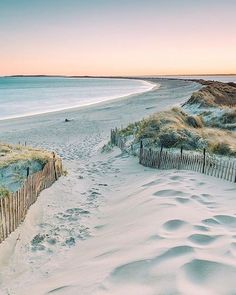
0, 75, 235, 121
0, 77, 154, 120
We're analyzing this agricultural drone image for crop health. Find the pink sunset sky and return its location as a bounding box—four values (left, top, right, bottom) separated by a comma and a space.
1, 0, 236, 76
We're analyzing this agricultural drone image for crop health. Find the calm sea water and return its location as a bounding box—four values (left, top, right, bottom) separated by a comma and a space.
0, 75, 234, 121
0, 77, 154, 120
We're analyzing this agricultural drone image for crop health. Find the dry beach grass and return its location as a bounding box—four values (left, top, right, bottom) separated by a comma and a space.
119, 81, 236, 156
0, 143, 52, 168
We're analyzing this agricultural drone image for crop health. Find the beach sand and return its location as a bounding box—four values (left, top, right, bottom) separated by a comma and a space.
0, 79, 235, 295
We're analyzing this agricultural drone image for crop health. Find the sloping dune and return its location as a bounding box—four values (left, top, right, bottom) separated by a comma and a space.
4, 150, 234, 295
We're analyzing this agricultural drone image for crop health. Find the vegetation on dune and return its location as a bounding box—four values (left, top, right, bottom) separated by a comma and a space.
118, 105, 236, 156
120, 108, 206, 149
184, 81, 236, 108
210, 142, 233, 156
182, 81, 236, 131
205, 108, 236, 130
0, 143, 54, 169
0, 143, 60, 197
221, 109, 236, 124
0, 186, 10, 198
109, 80, 236, 158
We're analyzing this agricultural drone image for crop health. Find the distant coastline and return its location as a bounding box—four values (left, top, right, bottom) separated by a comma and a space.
1, 73, 236, 79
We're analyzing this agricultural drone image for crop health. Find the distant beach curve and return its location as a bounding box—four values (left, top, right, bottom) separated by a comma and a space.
0, 77, 156, 120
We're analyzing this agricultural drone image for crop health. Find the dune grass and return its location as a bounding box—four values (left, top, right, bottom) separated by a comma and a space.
0, 186, 10, 198
117, 81, 236, 156
0, 143, 60, 198
0, 143, 53, 169
186, 81, 236, 108
119, 107, 236, 156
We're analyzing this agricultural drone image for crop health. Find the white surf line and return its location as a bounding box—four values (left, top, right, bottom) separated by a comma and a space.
0, 79, 158, 122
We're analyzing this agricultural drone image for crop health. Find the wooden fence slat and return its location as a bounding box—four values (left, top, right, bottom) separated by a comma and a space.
0, 158, 62, 244
110, 128, 236, 184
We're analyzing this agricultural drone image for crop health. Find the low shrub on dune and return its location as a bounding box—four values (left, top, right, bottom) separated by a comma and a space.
210, 142, 233, 156
0, 143, 54, 169
119, 108, 207, 150
185, 82, 236, 108
118, 105, 236, 156
186, 115, 203, 128
0, 187, 10, 198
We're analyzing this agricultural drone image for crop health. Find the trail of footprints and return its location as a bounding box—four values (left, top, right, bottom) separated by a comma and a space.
29, 153, 120, 257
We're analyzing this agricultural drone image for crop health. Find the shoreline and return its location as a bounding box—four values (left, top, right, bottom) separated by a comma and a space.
4, 74, 234, 123
0, 78, 157, 122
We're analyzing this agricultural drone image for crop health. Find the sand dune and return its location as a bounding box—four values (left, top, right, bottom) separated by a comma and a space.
0, 79, 235, 295
6, 151, 234, 295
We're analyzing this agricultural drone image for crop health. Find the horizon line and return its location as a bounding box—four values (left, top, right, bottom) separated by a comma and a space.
1, 73, 236, 78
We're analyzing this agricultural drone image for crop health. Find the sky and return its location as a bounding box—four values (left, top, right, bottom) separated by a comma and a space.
0, 0, 236, 76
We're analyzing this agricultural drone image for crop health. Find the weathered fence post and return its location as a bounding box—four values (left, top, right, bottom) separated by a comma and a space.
115, 128, 118, 145
52, 152, 57, 180
158, 145, 163, 169
202, 148, 206, 174
110, 129, 114, 145
178, 146, 183, 169
139, 140, 143, 164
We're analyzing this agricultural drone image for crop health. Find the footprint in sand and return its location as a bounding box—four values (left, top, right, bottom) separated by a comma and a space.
170, 175, 182, 181
202, 218, 220, 226
176, 197, 190, 204
163, 219, 188, 231
214, 215, 236, 226
193, 225, 209, 232
142, 179, 163, 187
188, 234, 221, 245
182, 259, 236, 287
153, 189, 188, 197
109, 245, 194, 283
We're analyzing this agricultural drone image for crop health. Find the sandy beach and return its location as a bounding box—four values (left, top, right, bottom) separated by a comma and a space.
0, 78, 236, 295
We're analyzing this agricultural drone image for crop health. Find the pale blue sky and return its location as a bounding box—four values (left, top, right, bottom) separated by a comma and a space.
1, 0, 236, 75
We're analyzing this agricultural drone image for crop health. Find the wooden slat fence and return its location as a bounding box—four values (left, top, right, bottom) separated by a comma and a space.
0, 156, 63, 243
110, 128, 126, 150
110, 128, 236, 183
